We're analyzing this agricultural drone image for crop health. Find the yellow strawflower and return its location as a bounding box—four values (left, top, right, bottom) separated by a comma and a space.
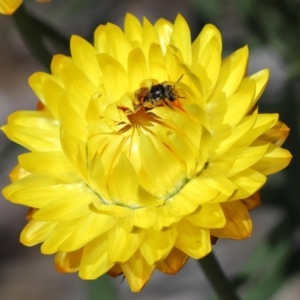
0, 0, 22, 14
1, 14, 292, 291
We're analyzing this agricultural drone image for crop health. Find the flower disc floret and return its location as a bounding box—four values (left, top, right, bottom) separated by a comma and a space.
1, 14, 292, 292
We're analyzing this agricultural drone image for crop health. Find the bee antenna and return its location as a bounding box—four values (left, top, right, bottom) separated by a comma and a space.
176, 74, 184, 83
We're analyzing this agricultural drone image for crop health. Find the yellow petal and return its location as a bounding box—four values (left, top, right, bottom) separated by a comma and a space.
131, 207, 157, 229
200, 169, 237, 202
55, 249, 83, 273
121, 250, 155, 292
33, 186, 96, 221
187, 203, 225, 228
230, 168, 266, 200
175, 219, 211, 259
222, 79, 256, 127
9, 164, 29, 182
79, 234, 114, 279
211, 201, 252, 239
40, 78, 64, 120
156, 247, 188, 275
107, 217, 144, 263
107, 264, 122, 277
124, 13, 143, 47
18, 151, 79, 182
20, 219, 57, 246
127, 47, 149, 91
210, 46, 249, 100
140, 227, 177, 265
57, 213, 116, 252
2, 111, 60, 152
41, 220, 76, 254
252, 144, 292, 175
97, 53, 128, 101
148, 43, 168, 82
152, 204, 180, 230
241, 69, 269, 109
225, 142, 270, 177
3, 174, 77, 208
139, 130, 186, 198
192, 27, 222, 95
70, 36, 101, 86
212, 109, 258, 157
170, 14, 192, 66
154, 18, 173, 55
141, 17, 159, 57
28, 71, 63, 107
235, 113, 279, 148
104, 22, 132, 65
241, 191, 261, 211
107, 153, 140, 205
259, 121, 290, 146
0, 0, 22, 15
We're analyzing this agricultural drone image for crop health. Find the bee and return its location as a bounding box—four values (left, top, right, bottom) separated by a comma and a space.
134, 75, 184, 111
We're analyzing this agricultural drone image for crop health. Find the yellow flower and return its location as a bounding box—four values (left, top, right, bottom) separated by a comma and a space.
0, 0, 22, 15
1, 14, 292, 291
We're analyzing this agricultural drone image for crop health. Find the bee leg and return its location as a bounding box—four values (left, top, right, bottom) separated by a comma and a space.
134, 103, 142, 111
163, 99, 173, 109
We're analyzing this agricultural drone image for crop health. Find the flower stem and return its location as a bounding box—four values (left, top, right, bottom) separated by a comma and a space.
12, 3, 52, 69
198, 252, 241, 300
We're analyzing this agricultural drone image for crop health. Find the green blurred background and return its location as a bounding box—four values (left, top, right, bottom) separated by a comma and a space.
0, 0, 299, 299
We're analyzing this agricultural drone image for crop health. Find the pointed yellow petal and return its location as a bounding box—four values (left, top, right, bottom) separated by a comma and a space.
230, 168, 266, 200
121, 250, 155, 292
124, 13, 143, 47
139, 130, 186, 198
170, 14, 192, 66
175, 220, 211, 259
259, 121, 290, 146
107, 217, 144, 263
211, 46, 249, 99
154, 18, 173, 55
9, 164, 29, 182
0, 0, 22, 15
18, 151, 79, 182
148, 43, 168, 82
70, 36, 101, 86
20, 219, 57, 246
141, 17, 159, 57
156, 247, 188, 275
241, 191, 261, 211
79, 235, 114, 279
211, 201, 252, 239
252, 144, 292, 175
107, 264, 122, 277
187, 203, 225, 228
192, 28, 222, 95
3, 174, 77, 208
55, 249, 83, 273
140, 227, 177, 265
33, 186, 96, 221
127, 48, 149, 91
2, 111, 60, 152
58, 213, 116, 252
131, 207, 157, 228
105, 22, 132, 64
97, 53, 128, 101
